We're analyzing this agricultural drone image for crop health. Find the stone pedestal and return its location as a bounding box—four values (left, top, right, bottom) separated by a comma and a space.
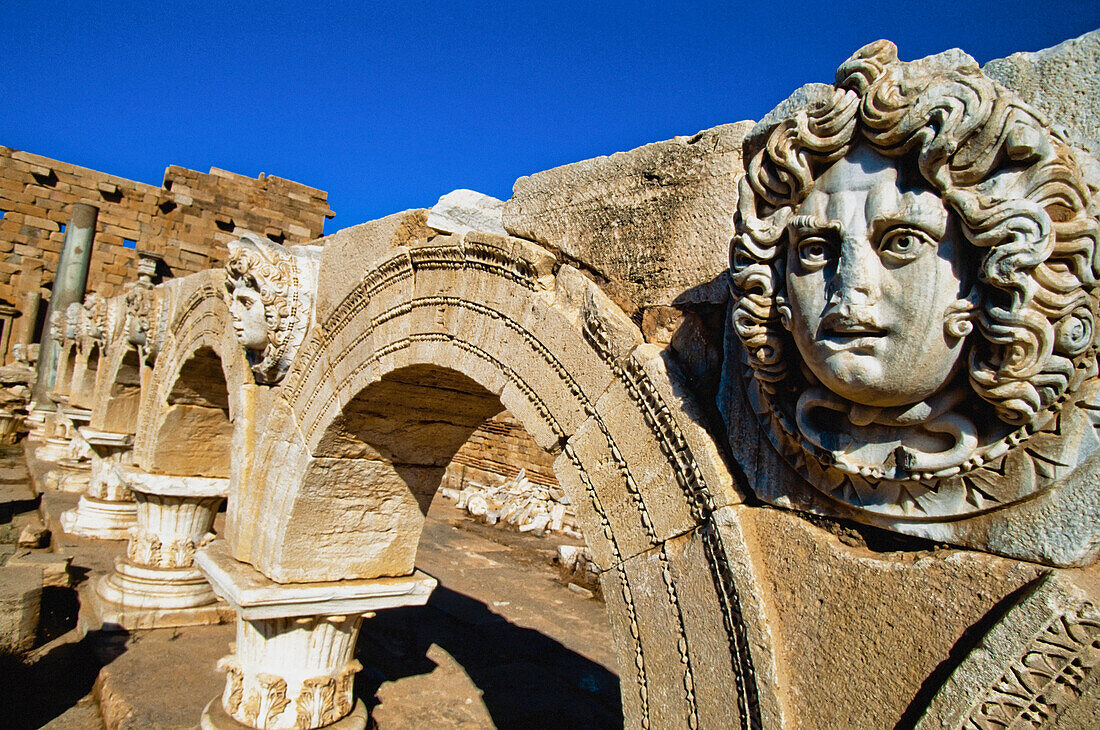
35, 405, 80, 463
60, 429, 136, 539
42, 421, 93, 492
25, 407, 50, 441
196, 540, 436, 730
93, 469, 230, 629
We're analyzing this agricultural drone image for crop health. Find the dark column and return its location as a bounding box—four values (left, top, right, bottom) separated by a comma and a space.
33, 203, 99, 408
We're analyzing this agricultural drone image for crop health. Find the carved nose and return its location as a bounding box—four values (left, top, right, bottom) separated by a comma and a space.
831, 239, 880, 308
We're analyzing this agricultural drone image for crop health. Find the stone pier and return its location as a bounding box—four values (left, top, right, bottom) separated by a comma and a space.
197, 541, 436, 730
93, 468, 230, 629
60, 427, 136, 539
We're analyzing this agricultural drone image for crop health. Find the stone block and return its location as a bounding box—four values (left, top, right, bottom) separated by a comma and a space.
263, 456, 427, 582
6, 550, 71, 588
314, 211, 434, 323
721, 503, 1044, 730
984, 29, 1100, 157
426, 188, 507, 236
590, 381, 698, 546
559, 416, 658, 564
503, 121, 754, 314
147, 404, 233, 478
630, 344, 743, 511
0, 564, 41, 654
917, 568, 1100, 729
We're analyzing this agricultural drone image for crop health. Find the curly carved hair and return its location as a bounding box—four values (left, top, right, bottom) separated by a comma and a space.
225, 233, 303, 382
731, 40, 1100, 426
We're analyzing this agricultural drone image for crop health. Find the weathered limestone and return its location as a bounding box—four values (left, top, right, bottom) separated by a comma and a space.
984, 28, 1100, 157
221, 223, 766, 729
725, 39, 1100, 565
60, 428, 136, 539
918, 569, 1100, 729
197, 540, 435, 730
0, 564, 42, 654
19, 30, 1098, 730
0, 146, 333, 338
426, 188, 507, 236
94, 468, 230, 629
502, 121, 756, 314
717, 504, 1045, 729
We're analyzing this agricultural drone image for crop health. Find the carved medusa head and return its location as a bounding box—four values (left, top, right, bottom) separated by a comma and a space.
225, 234, 319, 384
730, 40, 1100, 518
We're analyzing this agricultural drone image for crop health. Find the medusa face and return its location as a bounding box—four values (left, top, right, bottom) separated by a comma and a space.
784, 145, 969, 408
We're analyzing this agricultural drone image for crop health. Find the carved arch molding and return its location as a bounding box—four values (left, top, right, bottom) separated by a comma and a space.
220, 232, 778, 730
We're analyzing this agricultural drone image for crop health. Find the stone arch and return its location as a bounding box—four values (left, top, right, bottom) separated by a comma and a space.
226, 232, 780, 729
133, 270, 252, 479
88, 339, 145, 435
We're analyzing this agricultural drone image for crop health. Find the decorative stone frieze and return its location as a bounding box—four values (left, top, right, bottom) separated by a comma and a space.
60, 428, 136, 539
63, 301, 82, 341
93, 468, 230, 629
917, 570, 1100, 728
197, 540, 436, 730
225, 234, 321, 385
726, 39, 1100, 564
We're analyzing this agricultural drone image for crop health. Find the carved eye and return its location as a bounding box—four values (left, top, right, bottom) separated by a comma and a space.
796, 236, 832, 271
879, 227, 933, 262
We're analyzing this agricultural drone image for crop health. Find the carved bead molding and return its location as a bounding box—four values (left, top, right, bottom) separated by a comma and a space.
917, 572, 1100, 729
217, 615, 363, 730
728, 41, 1100, 533
225, 233, 320, 385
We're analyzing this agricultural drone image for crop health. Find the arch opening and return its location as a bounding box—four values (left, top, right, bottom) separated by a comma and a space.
150, 346, 233, 477
70, 343, 100, 409
316, 364, 621, 727
98, 348, 143, 434
315, 364, 504, 511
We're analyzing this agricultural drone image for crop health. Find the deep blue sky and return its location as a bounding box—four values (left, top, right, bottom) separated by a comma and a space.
3, 2, 1098, 232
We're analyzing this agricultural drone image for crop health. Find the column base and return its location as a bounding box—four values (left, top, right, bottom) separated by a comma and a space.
200, 698, 369, 730
46, 459, 92, 493
93, 557, 233, 630
36, 438, 72, 463
60, 494, 137, 539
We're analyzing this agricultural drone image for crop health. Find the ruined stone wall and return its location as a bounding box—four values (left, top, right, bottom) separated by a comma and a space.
0, 147, 333, 308
442, 410, 558, 491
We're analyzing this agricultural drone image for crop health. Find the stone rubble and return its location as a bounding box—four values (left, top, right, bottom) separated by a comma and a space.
441, 468, 584, 539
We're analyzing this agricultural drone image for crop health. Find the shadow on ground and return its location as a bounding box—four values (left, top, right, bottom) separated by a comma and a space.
0, 632, 107, 729
357, 584, 622, 729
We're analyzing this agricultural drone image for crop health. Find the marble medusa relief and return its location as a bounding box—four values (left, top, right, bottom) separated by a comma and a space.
729, 41, 1100, 537
225, 233, 320, 384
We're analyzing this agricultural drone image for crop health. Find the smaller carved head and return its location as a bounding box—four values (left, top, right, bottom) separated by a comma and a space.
82, 293, 106, 342
64, 302, 83, 340
225, 233, 319, 384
